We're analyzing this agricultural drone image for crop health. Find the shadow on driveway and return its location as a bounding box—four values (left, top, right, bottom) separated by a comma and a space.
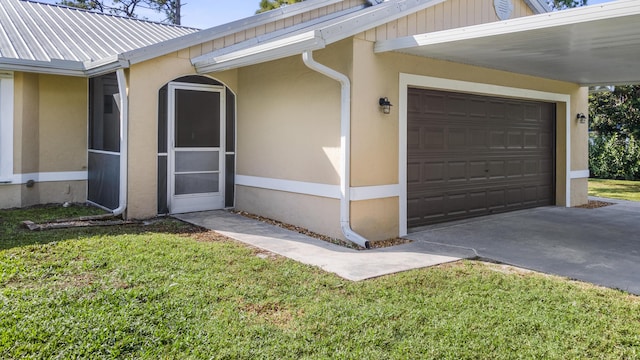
405, 197, 640, 295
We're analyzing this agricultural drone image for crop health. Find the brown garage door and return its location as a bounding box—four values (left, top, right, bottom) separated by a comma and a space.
407, 88, 555, 228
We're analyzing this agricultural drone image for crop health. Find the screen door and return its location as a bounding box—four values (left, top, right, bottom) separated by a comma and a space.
168, 83, 225, 213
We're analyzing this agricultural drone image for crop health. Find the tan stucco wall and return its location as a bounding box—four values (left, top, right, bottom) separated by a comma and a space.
351, 197, 399, 240
37, 75, 88, 173
0, 184, 20, 208
13, 72, 40, 175
236, 185, 342, 239
362, 0, 535, 42
235, 40, 351, 185
231, 41, 352, 237
0, 72, 88, 209
126, 52, 238, 219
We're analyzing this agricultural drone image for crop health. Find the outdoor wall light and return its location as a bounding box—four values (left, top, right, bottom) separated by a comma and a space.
379, 97, 393, 114
577, 113, 587, 124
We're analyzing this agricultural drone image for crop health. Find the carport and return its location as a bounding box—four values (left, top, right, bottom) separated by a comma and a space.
375, 0, 640, 86
378, 0, 640, 293
374, 0, 640, 232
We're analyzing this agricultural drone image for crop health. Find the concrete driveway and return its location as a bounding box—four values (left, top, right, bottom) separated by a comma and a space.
404, 197, 640, 295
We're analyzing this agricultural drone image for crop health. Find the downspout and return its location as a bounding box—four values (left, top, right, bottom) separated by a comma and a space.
112, 68, 128, 216
302, 50, 370, 249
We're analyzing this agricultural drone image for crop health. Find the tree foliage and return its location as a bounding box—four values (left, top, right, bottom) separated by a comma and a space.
59, 0, 181, 24
589, 86, 640, 140
589, 86, 640, 180
589, 134, 640, 180
547, 0, 587, 10
257, 0, 302, 13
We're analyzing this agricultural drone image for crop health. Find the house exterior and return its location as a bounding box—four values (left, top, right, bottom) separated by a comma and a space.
1, 0, 638, 246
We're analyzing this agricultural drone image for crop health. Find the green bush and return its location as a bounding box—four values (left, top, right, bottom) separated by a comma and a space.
589, 133, 640, 180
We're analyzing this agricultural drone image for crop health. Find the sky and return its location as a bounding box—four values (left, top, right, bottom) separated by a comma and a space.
39, 0, 616, 29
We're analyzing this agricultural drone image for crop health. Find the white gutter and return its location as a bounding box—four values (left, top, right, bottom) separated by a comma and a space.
112, 68, 128, 216
301, 50, 370, 249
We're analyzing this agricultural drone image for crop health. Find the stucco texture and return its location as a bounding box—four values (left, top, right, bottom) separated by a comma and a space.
0, 72, 88, 208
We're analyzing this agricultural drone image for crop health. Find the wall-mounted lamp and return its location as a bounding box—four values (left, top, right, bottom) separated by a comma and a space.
379, 97, 393, 114
577, 113, 587, 124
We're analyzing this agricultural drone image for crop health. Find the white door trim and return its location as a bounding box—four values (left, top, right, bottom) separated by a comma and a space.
167, 82, 226, 214
398, 73, 572, 236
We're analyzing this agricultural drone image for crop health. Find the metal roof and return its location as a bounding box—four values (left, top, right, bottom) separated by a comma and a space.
0, 0, 198, 75
374, 0, 640, 86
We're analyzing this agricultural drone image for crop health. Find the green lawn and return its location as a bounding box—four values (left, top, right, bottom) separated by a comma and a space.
1, 206, 639, 359
588, 178, 640, 201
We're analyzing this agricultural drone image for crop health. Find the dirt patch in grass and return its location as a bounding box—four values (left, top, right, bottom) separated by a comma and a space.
574, 200, 615, 209
186, 229, 234, 243
239, 300, 302, 329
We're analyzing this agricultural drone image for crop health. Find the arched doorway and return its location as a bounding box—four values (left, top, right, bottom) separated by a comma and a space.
157, 76, 236, 214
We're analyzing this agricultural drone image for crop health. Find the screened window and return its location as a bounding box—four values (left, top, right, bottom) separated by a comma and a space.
0, 73, 14, 182
88, 73, 120, 209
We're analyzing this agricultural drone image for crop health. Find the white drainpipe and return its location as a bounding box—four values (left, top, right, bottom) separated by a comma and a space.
302, 50, 370, 249
112, 68, 128, 216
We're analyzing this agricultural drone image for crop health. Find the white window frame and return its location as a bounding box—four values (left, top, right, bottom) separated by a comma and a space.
0, 72, 14, 183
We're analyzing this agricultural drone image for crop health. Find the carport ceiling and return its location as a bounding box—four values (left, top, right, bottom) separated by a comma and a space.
374, 0, 640, 86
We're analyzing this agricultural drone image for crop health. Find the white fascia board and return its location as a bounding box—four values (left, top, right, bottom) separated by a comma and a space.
84, 55, 130, 77
0, 59, 86, 77
122, 0, 344, 66
194, 0, 445, 73
375, 0, 640, 53
195, 31, 325, 73
192, 6, 364, 65
319, 0, 446, 45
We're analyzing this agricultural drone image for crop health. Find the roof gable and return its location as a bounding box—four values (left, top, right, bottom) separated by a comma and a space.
192, 0, 549, 73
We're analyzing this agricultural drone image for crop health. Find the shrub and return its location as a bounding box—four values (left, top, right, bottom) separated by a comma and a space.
589, 133, 640, 180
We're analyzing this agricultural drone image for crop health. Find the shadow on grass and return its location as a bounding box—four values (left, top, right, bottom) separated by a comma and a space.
0, 204, 210, 251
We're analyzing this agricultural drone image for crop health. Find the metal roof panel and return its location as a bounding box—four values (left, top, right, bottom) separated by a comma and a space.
0, 0, 198, 66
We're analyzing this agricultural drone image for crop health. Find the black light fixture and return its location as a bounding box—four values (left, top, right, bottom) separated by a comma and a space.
379, 97, 393, 114
577, 113, 587, 124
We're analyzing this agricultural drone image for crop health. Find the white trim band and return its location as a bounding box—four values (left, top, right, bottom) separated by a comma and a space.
570, 170, 590, 179
236, 175, 340, 199
236, 175, 401, 201
350, 184, 400, 201
0, 171, 88, 185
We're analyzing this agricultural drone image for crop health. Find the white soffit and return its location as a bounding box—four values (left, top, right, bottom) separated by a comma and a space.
375, 0, 640, 86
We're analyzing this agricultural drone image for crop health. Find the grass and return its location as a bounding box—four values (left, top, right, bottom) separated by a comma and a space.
1, 205, 640, 359
588, 178, 640, 201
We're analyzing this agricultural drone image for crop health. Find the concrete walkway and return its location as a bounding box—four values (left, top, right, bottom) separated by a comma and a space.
174, 211, 460, 281
176, 197, 640, 295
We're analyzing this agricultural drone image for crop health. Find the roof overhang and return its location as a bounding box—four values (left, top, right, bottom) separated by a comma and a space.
375, 0, 640, 86
193, 0, 446, 73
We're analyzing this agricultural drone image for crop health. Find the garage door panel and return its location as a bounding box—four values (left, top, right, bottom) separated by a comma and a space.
490, 131, 506, 148
423, 93, 446, 114
407, 88, 555, 227
407, 162, 421, 183
424, 128, 445, 149
422, 162, 445, 182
